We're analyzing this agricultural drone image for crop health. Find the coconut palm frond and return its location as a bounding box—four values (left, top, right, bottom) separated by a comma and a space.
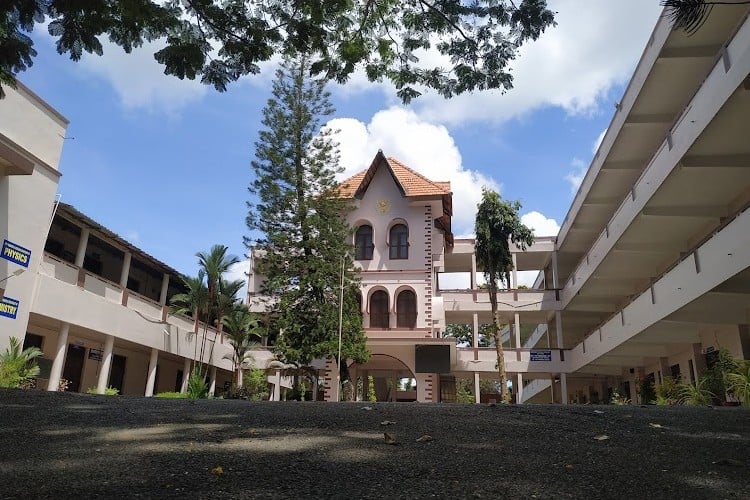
661, 0, 714, 35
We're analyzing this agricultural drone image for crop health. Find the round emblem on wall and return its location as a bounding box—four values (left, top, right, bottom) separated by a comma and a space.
376, 198, 391, 214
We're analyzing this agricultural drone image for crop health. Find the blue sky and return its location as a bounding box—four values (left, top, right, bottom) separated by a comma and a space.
17, 1, 664, 283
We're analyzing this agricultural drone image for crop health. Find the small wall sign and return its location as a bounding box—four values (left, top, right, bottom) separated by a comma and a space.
1, 239, 31, 268
0, 296, 20, 319
530, 350, 552, 362
88, 348, 103, 361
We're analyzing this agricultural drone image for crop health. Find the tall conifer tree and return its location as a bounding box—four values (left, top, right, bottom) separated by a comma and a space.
246, 57, 368, 367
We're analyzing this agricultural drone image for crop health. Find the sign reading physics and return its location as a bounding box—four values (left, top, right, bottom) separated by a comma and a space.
0, 296, 20, 319
1, 240, 31, 268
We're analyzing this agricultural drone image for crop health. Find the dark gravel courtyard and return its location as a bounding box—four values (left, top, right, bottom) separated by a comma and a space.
1, 389, 748, 499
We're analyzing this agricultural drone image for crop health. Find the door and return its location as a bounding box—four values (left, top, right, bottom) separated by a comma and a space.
109, 354, 126, 394
62, 344, 86, 392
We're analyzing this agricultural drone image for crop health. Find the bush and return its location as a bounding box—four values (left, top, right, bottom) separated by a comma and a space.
655, 376, 681, 405
155, 391, 189, 399
187, 371, 208, 399
86, 386, 120, 396
610, 389, 630, 406
678, 377, 714, 406
726, 360, 750, 406
455, 378, 475, 403
703, 348, 740, 404
0, 337, 42, 388
242, 368, 271, 401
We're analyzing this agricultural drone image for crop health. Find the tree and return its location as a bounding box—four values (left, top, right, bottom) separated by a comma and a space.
247, 56, 369, 368
1, 1, 556, 100
662, 1, 750, 35
222, 305, 262, 387
474, 188, 533, 402
444, 323, 493, 347
169, 270, 209, 368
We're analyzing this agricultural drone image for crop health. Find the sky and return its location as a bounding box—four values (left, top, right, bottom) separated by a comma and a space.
16, 1, 664, 287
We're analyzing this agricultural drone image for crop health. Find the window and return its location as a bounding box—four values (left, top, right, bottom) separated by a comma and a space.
396, 290, 417, 328
355, 225, 374, 260
370, 291, 389, 329
389, 224, 408, 259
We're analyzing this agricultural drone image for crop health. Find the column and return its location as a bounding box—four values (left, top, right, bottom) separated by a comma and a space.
312, 375, 319, 401
144, 348, 158, 397
273, 370, 282, 401
119, 252, 131, 288
74, 228, 90, 267
555, 311, 563, 349
551, 251, 559, 289
550, 375, 556, 403
516, 373, 524, 404
511, 253, 518, 289
659, 357, 670, 382
208, 366, 217, 397
47, 323, 70, 391
599, 379, 609, 404
691, 343, 707, 380
159, 273, 170, 306
470, 253, 477, 290
96, 335, 115, 394
514, 313, 521, 349
472, 313, 479, 348
180, 358, 191, 393
560, 373, 568, 405
474, 372, 481, 404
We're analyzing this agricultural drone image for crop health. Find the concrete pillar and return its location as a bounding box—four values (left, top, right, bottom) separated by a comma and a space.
145, 348, 158, 397
560, 373, 568, 405
472, 313, 479, 348
659, 357, 670, 382
555, 311, 563, 349
514, 313, 521, 349
119, 252, 131, 288
474, 372, 481, 404
47, 323, 70, 391
550, 375, 556, 403
516, 373, 524, 404
691, 343, 707, 380
551, 251, 559, 289
272, 370, 282, 401
96, 335, 114, 394
511, 253, 518, 289
599, 379, 609, 404
208, 366, 217, 397
312, 375, 319, 401
180, 358, 191, 393
159, 273, 170, 306
415, 373, 433, 402
74, 228, 90, 267
470, 252, 477, 290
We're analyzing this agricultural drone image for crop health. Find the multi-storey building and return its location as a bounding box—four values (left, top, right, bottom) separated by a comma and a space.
4, 3, 750, 404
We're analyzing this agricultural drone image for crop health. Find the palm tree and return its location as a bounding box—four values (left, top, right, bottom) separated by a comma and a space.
206, 278, 246, 368
222, 305, 261, 387
0, 337, 43, 388
169, 271, 209, 370
662, 1, 750, 34
196, 245, 240, 368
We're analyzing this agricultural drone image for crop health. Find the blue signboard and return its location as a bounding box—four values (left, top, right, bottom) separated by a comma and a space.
0, 296, 20, 319
1, 239, 31, 268
530, 350, 552, 362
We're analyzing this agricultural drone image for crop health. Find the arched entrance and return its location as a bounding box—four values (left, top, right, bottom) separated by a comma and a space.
348, 354, 416, 402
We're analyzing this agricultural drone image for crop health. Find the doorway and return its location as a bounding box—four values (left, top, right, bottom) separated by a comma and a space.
62, 344, 86, 392
110, 354, 126, 394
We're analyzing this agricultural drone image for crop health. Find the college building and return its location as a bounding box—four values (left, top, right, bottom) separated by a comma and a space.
3, 4, 750, 403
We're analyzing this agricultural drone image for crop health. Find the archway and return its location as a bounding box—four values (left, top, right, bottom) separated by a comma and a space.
348, 354, 416, 402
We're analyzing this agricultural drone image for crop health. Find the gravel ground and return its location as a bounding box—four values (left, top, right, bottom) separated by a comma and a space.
1, 389, 749, 499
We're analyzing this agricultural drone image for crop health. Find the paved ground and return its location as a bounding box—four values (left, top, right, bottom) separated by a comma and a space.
1, 389, 749, 499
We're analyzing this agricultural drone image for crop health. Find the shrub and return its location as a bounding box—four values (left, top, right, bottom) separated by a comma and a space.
703, 348, 740, 404
678, 377, 714, 406
155, 391, 189, 399
726, 360, 750, 407
655, 376, 681, 405
0, 337, 42, 388
610, 389, 630, 406
242, 368, 271, 401
187, 371, 208, 399
86, 386, 120, 396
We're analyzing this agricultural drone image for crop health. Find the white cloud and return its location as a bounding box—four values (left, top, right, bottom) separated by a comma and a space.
225, 260, 251, 301
336, 0, 662, 126
520, 211, 560, 237
328, 107, 500, 235
565, 158, 587, 195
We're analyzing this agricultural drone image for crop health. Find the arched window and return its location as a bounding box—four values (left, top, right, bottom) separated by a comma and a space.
396, 290, 417, 328
370, 290, 389, 329
389, 224, 408, 259
355, 225, 374, 260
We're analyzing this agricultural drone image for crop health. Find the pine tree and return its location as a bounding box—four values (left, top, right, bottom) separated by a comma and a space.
246, 56, 369, 367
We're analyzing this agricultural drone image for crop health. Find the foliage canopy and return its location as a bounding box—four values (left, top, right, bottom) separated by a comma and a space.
1, 0, 556, 100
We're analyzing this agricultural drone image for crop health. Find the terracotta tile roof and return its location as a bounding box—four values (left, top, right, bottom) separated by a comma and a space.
337, 151, 451, 199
